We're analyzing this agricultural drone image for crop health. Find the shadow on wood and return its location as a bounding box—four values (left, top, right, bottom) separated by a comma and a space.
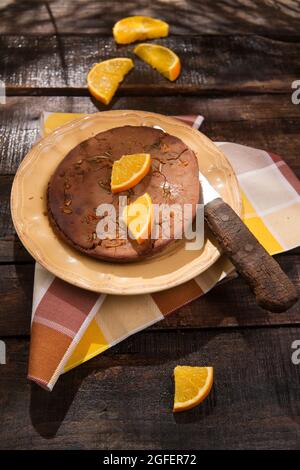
1, 0, 300, 35
29, 368, 91, 439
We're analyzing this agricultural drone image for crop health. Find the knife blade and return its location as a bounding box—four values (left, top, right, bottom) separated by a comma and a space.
199, 171, 298, 312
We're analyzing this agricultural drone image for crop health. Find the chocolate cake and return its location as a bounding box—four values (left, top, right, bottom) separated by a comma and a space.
47, 126, 200, 262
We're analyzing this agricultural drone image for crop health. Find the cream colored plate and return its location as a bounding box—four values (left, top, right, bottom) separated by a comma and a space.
11, 110, 242, 295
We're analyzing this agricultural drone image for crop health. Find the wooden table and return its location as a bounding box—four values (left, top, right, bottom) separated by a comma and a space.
1, 0, 300, 450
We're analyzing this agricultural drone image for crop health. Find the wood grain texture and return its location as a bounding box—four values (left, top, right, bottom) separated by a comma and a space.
0, 264, 34, 336
1, 95, 300, 176
204, 198, 298, 312
1, 327, 300, 449
0, 175, 33, 264
1, 35, 300, 94
1, 0, 300, 35
0, 253, 298, 337
0, 3, 300, 448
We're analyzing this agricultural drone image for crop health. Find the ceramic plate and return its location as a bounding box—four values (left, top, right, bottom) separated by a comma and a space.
11, 110, 242, 294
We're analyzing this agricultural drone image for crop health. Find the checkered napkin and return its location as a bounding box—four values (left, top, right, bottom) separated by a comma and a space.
28, 113, 300, 390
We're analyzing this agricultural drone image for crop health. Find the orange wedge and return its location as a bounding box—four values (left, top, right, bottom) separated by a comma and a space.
123, 193, 154, 244
87, 58, 134, 105
111, 153, 151, 193
113, 16, 169, 45
134, 43, 181, 81
173, 366, 213, 413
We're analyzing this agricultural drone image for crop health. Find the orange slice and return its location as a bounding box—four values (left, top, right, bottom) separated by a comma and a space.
113, 16, 169, 45
173, 366, 213, 413
123, 193, 154, 244
134, 43, 181, 81
111, 153, 151, 193
87, 58, 134, 105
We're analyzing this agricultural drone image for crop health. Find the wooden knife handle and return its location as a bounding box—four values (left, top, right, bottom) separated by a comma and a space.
204, 198, 298, 312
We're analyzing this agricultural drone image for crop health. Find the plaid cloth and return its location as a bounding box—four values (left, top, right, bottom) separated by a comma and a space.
28, 112, 300, 390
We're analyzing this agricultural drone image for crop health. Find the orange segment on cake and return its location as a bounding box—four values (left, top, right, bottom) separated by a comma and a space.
123, 193, 154, 244
111, 153, 151, 193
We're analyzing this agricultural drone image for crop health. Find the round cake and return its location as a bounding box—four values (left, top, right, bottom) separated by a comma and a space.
47, 125, 200, 262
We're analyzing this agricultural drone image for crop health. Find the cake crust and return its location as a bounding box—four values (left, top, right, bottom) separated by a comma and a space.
47, 126, 200, 262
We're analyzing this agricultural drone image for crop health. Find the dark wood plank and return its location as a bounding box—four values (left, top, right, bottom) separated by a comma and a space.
0, 1, 299, 452
1, 35, 300, 94
1, 95, 300, 176
0, 263, 34, 336
0, 252, 298, 337
1, 0, 300, 36
1, 327, 300, 449
159, 253, 300, 330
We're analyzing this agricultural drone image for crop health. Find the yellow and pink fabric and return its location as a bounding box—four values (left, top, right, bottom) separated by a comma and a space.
28, 112, 300, 390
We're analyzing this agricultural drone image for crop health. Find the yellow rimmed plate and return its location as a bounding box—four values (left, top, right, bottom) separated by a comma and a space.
11, 110, 242, 295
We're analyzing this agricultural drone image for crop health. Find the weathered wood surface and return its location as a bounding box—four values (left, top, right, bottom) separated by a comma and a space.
1, 35, 300, 94
0, 253, 299, 337
0, 0, 300, 451
0, 92, 299, 337
1, 0, 300, 36
1, 95, 300, 176
1, 327, 300, 450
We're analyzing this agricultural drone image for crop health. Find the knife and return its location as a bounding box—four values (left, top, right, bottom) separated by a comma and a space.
199, 172, 298, 312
